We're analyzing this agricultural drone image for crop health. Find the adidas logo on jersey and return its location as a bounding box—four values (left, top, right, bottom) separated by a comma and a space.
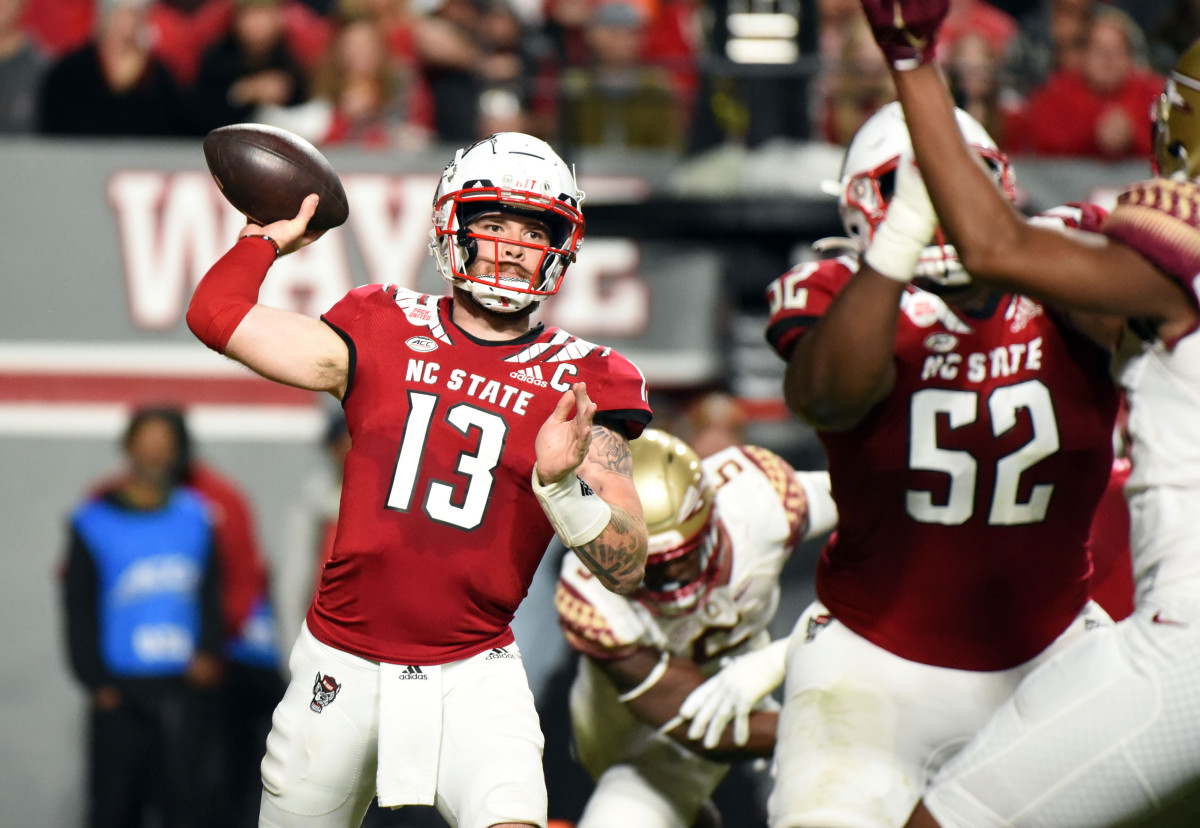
399, 665, 428, 680
509, 366, 548, 387
485, 647, 515, 660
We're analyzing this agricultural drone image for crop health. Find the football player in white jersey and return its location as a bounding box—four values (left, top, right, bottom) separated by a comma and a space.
555, 429, 837, 828
858, 3, 1200, 825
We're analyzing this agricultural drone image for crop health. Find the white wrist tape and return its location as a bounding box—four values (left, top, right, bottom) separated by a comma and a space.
531, 468, 612, 548
795, 471, 838, 541
864, 192, 937, 282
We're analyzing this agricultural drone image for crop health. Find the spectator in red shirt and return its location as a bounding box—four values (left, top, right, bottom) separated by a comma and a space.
144, 0, 236, 88
1002, 0, 1095, 98
1010, 7, 1163, 159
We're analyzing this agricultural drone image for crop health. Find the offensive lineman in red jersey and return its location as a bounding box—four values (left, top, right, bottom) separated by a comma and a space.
763, 103, 1121, 828
857, 2, 1200, 825
186, 133, 652, 828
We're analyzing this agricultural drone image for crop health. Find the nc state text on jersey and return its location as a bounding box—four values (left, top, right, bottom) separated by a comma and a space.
920, 338, 1044, 383
406, 358, 580, 413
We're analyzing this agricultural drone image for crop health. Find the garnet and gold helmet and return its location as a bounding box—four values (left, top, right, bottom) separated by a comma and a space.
629, 429, 721, 616
1155, 39, 1200, 180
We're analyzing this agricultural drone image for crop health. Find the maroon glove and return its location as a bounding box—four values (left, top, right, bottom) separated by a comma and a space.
860, 0, 950, 70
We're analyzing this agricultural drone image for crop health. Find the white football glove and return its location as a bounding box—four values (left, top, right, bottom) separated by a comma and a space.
863, 152, 938, 283
678, 638, 789, 749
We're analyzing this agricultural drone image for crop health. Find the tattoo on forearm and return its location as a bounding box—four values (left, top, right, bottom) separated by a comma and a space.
575, 506, 644, 588
587, 426, 632, 476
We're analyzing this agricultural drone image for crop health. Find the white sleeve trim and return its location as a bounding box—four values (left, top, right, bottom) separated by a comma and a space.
616, 650, 670, 703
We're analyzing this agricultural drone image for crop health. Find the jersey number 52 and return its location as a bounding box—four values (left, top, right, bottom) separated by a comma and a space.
908, 380, 1059, 526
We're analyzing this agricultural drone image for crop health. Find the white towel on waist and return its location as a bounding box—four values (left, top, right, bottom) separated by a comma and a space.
376, 662, 443, 807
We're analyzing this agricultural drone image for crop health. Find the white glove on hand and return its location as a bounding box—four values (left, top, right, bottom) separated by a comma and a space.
678, 639, 789, 749
863, 152, 938, 283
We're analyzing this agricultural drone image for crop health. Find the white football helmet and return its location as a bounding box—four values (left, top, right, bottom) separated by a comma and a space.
429, 133, 586, 312
833, 101, 1015, 286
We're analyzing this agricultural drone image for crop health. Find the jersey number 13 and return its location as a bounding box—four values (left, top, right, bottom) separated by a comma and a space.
386, 391, 506, 530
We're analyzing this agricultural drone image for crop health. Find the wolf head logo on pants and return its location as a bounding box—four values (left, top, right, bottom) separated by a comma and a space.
311, 672, 342, 713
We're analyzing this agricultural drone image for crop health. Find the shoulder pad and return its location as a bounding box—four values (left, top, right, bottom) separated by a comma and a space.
1103, 178, 1200, 284
705, 446, 808, 543
735, 446, 808, 542
555, 579, 643, 660
764, 258, 857, 360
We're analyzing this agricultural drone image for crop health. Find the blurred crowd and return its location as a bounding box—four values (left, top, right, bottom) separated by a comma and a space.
819, 0, 1183, 159
0, 0, 1197, 158
0, 0, 698, 151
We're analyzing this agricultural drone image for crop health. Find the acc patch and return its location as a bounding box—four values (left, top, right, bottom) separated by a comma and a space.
924, 332, 958, 353
406, 336, 438, 352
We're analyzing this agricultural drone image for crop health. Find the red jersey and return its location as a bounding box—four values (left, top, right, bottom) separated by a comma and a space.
767, 257, 1117, 670
309, 285, 651, 664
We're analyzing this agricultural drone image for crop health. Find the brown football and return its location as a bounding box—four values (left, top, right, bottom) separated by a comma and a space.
203, 123, 349, 232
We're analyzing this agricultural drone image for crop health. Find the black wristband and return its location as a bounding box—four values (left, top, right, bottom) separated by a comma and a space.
242, 234, 281, 257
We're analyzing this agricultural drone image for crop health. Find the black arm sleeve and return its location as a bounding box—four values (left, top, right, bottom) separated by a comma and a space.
62, 525, 112, 689
592, 413, 634, 441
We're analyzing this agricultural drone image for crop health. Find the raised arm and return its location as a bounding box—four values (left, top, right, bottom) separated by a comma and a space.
533, 384, 647, 594
859, 1, 1193, 337
186, 194, 350, 396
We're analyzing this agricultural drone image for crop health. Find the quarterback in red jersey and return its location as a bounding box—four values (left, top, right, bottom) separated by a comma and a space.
763, 103, 1120, 828
857, 3, 1200, 825
187, 132, 651, 828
